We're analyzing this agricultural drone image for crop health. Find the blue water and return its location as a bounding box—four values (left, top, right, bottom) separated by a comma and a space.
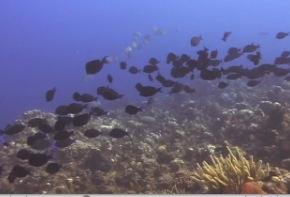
0, 0, 290, 128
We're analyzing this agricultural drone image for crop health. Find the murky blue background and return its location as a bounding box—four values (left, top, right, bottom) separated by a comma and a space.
0, 0, 290, 128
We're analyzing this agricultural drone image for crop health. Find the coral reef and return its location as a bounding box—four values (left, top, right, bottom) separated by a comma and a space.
191, 146, 276, 193
1, 79, 290, 193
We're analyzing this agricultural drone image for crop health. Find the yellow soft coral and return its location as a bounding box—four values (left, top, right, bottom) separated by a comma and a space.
191, 146, 270, 193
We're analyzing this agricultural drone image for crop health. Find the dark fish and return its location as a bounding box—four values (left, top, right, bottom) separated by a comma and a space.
180, 54, 191, 63
97, 86, 123, 100
119, 61, 127, 70
272, 67, 290, 76
27, 132, 51, 150
244, 68, 264, 79
247, 80, 261, 87
224, 47, 242, 62
156, 73, 175, 87
55, 103, 85, 115
27, 118, 47, 128
128, 66, 141, 74
143, 64, 158, 73
72, 92, 82, 102
8, 165, 29, 183
55, 138, 74, 148
210, 50, 218, 59
209, 59, 221, 67
90, 106, 107, 116
54, 117, 69, 131
45, 162, 61, 174
224, 54, 237, 62
27, 132, 46, 146
255, 64, 276, 73
149, 57, 160, 65
228, 47, 240, 55
183, 85, 195, 93
107, 74, 113, 83
218, 81, 229, 89
190, 36, 202, 47
197, 48, 209, 66
68, 103, 86, 114
187, 59, 197, 70
135, 83, 161, 97
274, 56, 290, 65
243, 43, 260, 53
222, 32, 232, 41
86, 59, 103, 74
247, 51, 261, 65
200, 69, 222, 80
109, 128, 128, 138
45, 87, 56, 102
169, 83, 183, 94
54, 130, 73, 140
81, 94, 96, 103
276, 32, 289, 39
170, 66, 190, 78
4, 123, 25, 135
38, 122, 54, 133
148, 74, 154, 81
281, 51, 290, 58
166, 52, 177, 64
85, 57, 108, 75
55, 105, 69, 115
16, 149, 31, 160
222, 65, 244, 74
74, 93, 97, 103
226, 73, 242, 80
125, 105, 142, 115
83, 129, 101, 138
72, 113, 90, 127
28, 153, 51, 167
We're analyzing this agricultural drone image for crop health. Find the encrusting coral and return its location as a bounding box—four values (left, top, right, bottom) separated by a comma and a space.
191, 146, 272, 193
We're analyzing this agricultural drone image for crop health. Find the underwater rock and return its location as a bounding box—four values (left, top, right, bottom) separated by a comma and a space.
169, 158, 185, 172
237, 109, 254, 119
173, 129, 185, 137
127, 120, 143, 127
220, 92, 238, 104
22, 110, 55, 123
281, 172, 290, 193
234, 103, 248, 110
273, 85, 284, 95
140, 116, 156, 123
267, 85, 284, 102
156, 145, 174, 164
54, 185, 70, 194
281, 158, 290, 170
157, 173, 174, 190
280, 139, 290, 157
183, 147, 195, 162
259, 101, 282, 115
259, 101, 284, 128
263, 181, 288, 194
82, 150, 112, 172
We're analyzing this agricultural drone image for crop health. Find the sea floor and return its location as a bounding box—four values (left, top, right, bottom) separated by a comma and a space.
1, 77, 290, 194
